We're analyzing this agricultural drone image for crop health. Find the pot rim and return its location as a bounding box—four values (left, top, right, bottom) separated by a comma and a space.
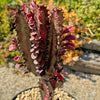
12, 87, 76, 100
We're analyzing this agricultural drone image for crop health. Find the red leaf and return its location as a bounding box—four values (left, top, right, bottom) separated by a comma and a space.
39, 10, 42, 14
14, 56, 21, 61
9, 44, 18, 51
57, 73, 64, 81
22, 3, 26, 8
62, 34, 76, 41
12, 38, 17, 44
43, 30, 47, 34
62, 26, 73, 34
62, 41, 75, 50
46, 25, 49, 28
41, 33, 46, 39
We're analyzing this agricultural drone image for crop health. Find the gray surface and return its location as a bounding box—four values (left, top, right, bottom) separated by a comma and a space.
83, 39, 100, 52
65, 52, 100, 74
80, 52, 100, 64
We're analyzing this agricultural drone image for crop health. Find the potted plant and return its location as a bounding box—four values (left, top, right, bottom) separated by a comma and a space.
9, 1, 76, 100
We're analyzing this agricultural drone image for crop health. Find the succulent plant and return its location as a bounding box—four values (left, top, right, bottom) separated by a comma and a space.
9, 1, 75, 99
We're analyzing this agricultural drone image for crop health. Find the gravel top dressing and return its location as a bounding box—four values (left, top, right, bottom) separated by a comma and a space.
14, 87, 75, 100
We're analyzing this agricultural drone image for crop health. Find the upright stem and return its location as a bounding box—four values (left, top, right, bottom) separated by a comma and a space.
39, 77, 54, 100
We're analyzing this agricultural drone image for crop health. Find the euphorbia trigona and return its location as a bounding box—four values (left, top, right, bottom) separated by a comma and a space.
9, 1, 75, 99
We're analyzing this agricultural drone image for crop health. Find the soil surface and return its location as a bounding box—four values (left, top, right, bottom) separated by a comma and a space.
0, 64, 100, 100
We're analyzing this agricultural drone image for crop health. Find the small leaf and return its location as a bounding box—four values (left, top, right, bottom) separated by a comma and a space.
13, 56, 21, 61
